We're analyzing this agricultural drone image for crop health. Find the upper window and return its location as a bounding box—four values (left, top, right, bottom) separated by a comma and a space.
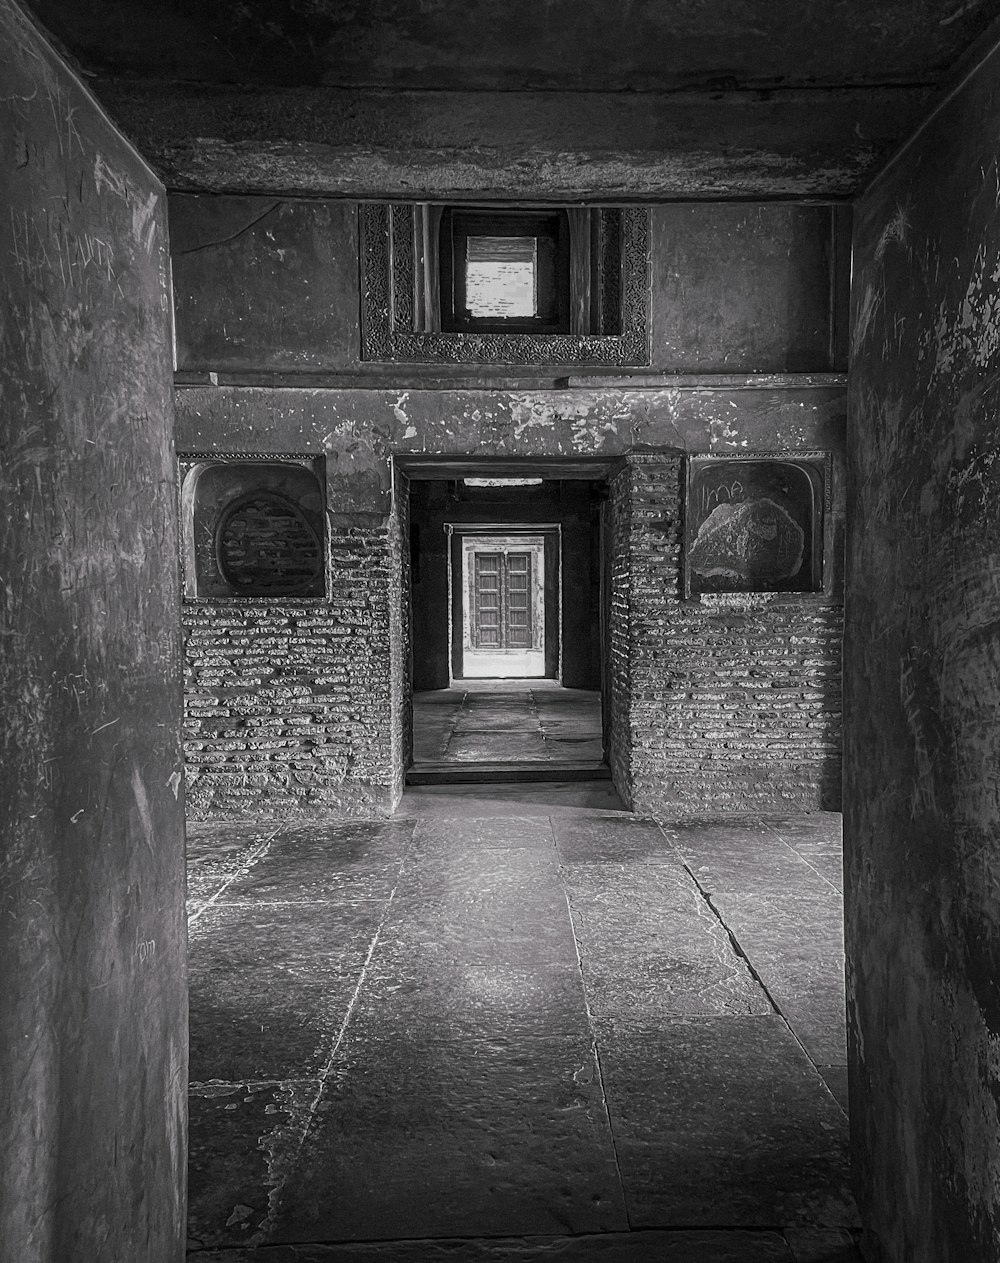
439, 209, 570, 333
359, 203, 651, 366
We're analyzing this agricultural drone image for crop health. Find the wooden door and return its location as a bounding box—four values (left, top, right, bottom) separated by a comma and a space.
472, 552, 502, 648
504, 552, 532, 647
472, 550, 533, 649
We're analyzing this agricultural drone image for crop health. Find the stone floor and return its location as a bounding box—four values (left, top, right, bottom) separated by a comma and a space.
186, 793, 858, 1263
411, 682, 604, 768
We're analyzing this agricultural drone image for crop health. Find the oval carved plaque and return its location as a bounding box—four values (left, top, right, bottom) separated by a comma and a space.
215, 491, 323, 595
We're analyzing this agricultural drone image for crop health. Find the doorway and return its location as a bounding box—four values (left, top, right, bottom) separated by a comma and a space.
453, 528, 552, 679
403, 467, 609, 781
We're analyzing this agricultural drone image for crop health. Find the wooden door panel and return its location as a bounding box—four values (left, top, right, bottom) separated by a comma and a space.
473, 552, 502, 647
505, 552, 532, 648
472, 550, 534, 650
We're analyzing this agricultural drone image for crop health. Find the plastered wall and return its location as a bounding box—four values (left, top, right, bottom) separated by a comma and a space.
0, 3, 186, 1260
170, 197, 844, 377
847, 41, 1000, 1263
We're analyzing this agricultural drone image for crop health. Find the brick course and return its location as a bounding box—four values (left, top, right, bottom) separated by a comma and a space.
183, 522, 397, 818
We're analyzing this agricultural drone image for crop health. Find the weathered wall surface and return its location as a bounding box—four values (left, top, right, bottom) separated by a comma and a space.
176, 384, 844, 817
170, 197, 359, 373
171, 195, 843, 376
652, 204, 846, 372
846, 42, 1000, 1263
176, 383, 847, 514
0, 4, 185, 1261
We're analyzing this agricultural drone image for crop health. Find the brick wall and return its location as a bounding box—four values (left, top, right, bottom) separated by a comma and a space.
604, 463, 634, 803
625, 455, 842, 816
183, 521, 397, 818
390, 466, 412, 789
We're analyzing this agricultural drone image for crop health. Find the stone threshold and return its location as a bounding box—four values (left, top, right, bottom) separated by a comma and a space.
406, 760, 613, 785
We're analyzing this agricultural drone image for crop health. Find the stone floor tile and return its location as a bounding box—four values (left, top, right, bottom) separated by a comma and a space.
767, 834, 844, 894
188, 1080, 316, 1250
552, 816, 675, 865
412, 686, 604, 770
765, 815, 843, 840
563, 864, 771, 1022
187, 871, 232, 914
704, 892, 846, 1063
413, 815, 558, 851
657, 821, 774, 848
779, 991, 849, 1067
187, 809, 852, 1254
219, 819, 414, 903
454, 710, 548, 732
446, 731, 551, 761
679, 841, 832, 902
187, 820, 287, 866
399, 783, 628, 816
580, 932, 772, 1028
710, 891, 844, 957
188, 1227, 794, 1260
600, 1017, 857, 1229
561, 858, 705, 910
380, 877, 579, 968
273, 1034, 629, 1242
188, 903, 377, 1083
187, 821, 288, 911
351, 953, 592, 1043
543, 737, 606, 762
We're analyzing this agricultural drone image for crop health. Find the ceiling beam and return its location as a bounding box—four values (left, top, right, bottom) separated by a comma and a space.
94, 81, 935, 201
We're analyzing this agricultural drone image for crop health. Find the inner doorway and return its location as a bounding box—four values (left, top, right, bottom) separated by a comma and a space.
405, 469, 608, 780
456, 529, 550, 678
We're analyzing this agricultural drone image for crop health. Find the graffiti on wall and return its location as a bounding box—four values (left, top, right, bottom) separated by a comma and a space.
683, 453, 830, 596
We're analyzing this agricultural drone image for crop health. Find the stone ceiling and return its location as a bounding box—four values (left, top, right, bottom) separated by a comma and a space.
24, 0, 1000, 199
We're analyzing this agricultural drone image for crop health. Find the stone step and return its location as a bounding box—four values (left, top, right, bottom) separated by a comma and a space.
406, 760, 613, 785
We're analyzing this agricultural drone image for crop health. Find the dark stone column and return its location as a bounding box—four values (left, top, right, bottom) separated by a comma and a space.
0, 5, 186, 1259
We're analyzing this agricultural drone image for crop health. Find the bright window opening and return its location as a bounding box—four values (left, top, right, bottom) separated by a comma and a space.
465, 236, 537, 318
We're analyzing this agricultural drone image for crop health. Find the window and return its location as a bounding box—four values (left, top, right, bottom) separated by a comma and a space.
360, 203, 650, 366
439, 209, 570, 333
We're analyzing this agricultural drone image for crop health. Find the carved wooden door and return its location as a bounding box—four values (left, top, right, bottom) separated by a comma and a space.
504, 552, 532, 648
472, 550, 533, 649
472, 552, 502, 648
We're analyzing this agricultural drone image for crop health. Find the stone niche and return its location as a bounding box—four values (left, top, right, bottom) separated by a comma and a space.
683, 452, 831, 598
180, 455, 327, 599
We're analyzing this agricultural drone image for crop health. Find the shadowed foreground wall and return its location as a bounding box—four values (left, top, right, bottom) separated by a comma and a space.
0, 5, 186, 1261
847, 40, 1000, 1263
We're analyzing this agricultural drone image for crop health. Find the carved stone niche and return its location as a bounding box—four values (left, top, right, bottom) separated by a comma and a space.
360, 203, 651, 366
683, 452, 832, 599
179, 455, 327, 600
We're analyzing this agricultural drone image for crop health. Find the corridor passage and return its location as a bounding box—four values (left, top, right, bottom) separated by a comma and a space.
186, 802, 858, 1263
411, 682, 604, 771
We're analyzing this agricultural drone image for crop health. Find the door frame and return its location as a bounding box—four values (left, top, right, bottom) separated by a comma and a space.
446, 522, 561, 681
